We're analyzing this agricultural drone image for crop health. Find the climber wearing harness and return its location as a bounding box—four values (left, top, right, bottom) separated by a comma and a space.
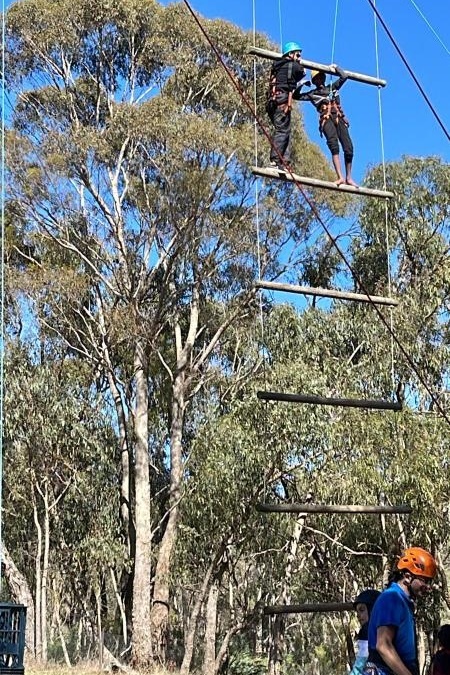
266, 41, 309, 171
297, 65, 357, 186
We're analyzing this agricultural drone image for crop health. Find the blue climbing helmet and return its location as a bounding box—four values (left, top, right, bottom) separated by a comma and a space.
282, 41, 302, 57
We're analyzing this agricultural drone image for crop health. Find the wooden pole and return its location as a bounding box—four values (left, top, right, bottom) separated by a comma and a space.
257, 391, 402, 411
256, 503, 412, 514
251, 166, 394, 199
264, 602, 355, 615
255, 280, 398, 307
248, 46, 386, 87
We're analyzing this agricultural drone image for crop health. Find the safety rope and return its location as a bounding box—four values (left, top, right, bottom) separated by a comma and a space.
372, 0, 395, 395
277, 0, 283, 54
365, 0, 450, 143
1, 0, 6, 595
407, 0, 450, 57
181, 0, 450, 428
252, 0, 269, 501
331, 0, 340, 64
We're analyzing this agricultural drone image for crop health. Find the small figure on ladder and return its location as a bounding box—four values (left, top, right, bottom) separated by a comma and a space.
297, 65, 358, 187
266, 41, 310, 171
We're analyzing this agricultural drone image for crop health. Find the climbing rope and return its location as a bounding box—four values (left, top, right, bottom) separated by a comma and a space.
372, 0, 396, 395
365, 0, 450, 143
407, 0, 450, 57
277, 0, 283, 55
252, 0, 270, 501
330, 0, 340, 64
0, 0, 6, 595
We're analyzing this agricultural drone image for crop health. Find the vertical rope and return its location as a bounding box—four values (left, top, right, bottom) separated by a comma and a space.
331, 0, 340, 62
373, 2, 396, 396
251, 0, 263, 291
0, 0, 6, 596
252, 0, 268, 499
277, 0, 283, 52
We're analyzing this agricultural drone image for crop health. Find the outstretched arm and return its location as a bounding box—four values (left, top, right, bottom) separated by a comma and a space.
293, 77, 312, 101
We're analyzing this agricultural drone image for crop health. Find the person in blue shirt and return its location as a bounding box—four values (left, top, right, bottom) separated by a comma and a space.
363, 547, 437, 675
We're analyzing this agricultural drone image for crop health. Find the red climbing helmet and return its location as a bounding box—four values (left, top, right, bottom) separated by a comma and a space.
397, 547, 437, 579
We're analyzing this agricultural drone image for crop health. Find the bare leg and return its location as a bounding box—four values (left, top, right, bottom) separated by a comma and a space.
345, 161, 358, 187
332, 154, 345, 185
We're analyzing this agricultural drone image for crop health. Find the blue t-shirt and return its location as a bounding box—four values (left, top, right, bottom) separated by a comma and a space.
368, 583, 416, 671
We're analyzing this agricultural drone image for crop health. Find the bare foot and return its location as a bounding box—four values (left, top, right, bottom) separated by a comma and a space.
346, 178, 359, 187
334, 177, 345, 186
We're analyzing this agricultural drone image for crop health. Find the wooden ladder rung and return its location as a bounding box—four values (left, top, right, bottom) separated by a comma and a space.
256, 503, 412, 514
264, 602, 355, 615
255, 280, 398, 307
257, 391, 402, 411
248, 47, 386, 87
251, 166, 394, 199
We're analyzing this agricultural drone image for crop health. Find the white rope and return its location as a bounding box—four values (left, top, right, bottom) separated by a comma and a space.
252, 0, 269, 499
1, 0, 6, 596
331, 0, 339, 63
373, 0, 396, 394
407, 0, 450, 57
251, 0, 262, 286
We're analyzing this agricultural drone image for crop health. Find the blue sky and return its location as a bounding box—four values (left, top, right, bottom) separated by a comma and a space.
4, 0, 449, 182
176, 0, 450, 183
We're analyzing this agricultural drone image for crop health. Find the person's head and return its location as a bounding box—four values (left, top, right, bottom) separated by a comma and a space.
353, 589, 381, 626
437, 625, 450, 650
282, 41, 302, 60
396, 547, 437, 599
311, 69, 326, 86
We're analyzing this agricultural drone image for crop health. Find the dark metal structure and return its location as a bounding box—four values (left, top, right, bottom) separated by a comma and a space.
0, 604, 26, 675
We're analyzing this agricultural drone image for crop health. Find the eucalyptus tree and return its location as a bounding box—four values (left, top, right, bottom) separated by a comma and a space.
194, 282, 450, 674
3, 343, 119, 661
4, 0, 340, 666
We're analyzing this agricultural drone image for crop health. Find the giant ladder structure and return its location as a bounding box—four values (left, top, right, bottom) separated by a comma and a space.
249, 43, 412, 622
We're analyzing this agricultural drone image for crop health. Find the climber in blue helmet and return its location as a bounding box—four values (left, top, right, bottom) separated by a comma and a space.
266, 41, 309, 172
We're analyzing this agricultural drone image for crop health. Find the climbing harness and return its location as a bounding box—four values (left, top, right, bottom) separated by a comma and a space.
318, 97, 349, 133
267, 60, 294, 114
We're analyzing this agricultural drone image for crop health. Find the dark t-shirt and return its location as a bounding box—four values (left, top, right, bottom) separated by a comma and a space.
431, 650, 450, 675
270, 57, 305, 93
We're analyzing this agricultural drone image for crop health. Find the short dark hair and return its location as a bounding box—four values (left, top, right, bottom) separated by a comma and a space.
438, 624, 450, 650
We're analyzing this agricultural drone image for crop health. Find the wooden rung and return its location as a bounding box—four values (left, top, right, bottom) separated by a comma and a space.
251, 166, 394, 199
264, 602, 355, 615
257, 391, 402, 411
255, 280, 398, 307
256, 503, 412, 514
248, 47, 386, 88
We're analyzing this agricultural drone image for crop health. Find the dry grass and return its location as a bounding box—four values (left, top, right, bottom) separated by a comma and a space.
26, 663, 181, 675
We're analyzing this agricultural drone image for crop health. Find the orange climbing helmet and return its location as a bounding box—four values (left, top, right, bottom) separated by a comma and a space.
397, 547, 437, 579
